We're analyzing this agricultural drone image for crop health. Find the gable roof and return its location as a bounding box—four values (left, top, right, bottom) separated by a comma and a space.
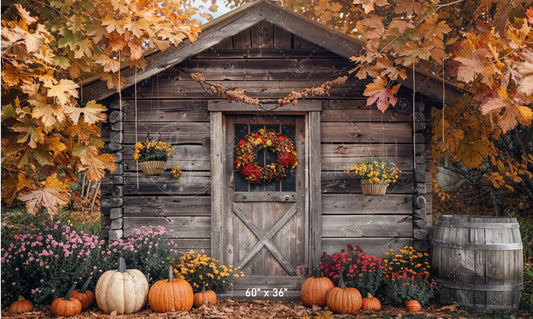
81, 0, 463, 105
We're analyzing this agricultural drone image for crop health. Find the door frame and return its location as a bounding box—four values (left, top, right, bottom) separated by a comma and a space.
209, 101, 322, 273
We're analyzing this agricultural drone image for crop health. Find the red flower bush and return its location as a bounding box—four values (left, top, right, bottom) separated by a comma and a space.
319, 244, 385, 296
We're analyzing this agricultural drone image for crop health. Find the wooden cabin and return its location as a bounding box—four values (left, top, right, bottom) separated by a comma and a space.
83, 0, 462, 297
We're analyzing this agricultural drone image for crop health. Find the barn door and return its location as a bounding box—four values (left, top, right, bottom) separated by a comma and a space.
222, 115, 307, 290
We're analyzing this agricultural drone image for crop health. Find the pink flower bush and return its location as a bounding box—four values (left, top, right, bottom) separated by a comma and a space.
107, 226, 180, 284
1, 219, 110, 304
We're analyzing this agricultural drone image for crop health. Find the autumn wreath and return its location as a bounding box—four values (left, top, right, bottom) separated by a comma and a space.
235, 129, 298, 184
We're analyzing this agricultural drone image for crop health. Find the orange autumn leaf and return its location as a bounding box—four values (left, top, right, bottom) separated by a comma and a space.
527, 6, 533, 25
77, 146, 117, 181
363, 76, 400, 112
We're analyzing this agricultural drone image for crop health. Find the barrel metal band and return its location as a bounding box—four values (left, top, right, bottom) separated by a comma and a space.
435, 278, 523, 292
432, 239, 523, 250
435, 220, 519, 229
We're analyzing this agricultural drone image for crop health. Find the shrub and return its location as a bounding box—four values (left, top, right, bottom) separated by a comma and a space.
382, 246, 436, 306
1, 218, 111, 305
319, 244, 385, 296
174, 250, 244, 293
106, 226, 180, 284
519, 217, 533, 263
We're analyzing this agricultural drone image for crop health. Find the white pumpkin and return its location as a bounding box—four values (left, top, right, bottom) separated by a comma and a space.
95, 257, 149, 314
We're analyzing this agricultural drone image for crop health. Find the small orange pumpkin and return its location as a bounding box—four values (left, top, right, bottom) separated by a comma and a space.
50, 283, 83, 317
361, 293, 381, 311
8, 295, 34, 314
406, 300, 422, 312
193, 284, 217, 307
148, 266, 194, 312
300, 268, 335, 307
71, 276, 95, 311
325, 273, 362, 314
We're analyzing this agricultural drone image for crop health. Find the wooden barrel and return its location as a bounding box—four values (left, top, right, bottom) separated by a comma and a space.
432, 215, 523, 311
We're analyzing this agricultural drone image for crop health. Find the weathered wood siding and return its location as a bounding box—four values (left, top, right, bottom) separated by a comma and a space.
101, 21, 430, 258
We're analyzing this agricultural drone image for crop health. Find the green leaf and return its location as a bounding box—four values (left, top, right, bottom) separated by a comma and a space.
33, 146, 54, 166
72, 145, 89, 158
1, 104, 16, 120
54, 56, 71, 69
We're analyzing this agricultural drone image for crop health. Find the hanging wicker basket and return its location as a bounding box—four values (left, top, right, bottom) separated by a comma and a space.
139, 161, 167, 176
360, 179, 388, 196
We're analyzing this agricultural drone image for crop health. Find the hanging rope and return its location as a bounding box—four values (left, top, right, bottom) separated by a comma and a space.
442, 59, 446, 144
135, 68, 139, 189
118, 52, 123, 137
412, 63, 416, 170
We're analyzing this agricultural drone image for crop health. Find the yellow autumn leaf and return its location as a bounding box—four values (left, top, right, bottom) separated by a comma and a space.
82, 100, 107, 125
18, 175, 70, 216
45, 79, 79, 106
516, 105, 533, 125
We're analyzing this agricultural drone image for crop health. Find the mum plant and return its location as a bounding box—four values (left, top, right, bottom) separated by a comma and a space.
1, 218, 111, 305
107, 226, 180, 284
319, 244, 385, 296
345, 159, 401, 184
133, 135, 177, 162
382, 246, 437, 306
174, 250, 244, 293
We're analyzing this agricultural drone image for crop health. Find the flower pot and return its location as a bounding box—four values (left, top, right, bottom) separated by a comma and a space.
360, 179, 388, 196
139, 161, 167, 176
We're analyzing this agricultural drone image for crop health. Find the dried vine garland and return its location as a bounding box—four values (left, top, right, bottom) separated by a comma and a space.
191, 72, 347, 108
235, 129, 298, 184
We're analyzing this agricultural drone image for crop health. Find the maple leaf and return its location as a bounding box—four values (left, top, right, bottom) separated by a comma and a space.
124, 19, 149, 38
18, 175, 70, 216
394, 0, 421, 16
45, 79, 79, 106
454, 139, 490, 169
353, 0, 389, 14
81, 100, 107, 125
363, 77, 401, 112
389, 18, 415, 33
454, 53, 492, 86
515, 52, 533, 95
419, 14, 451, 41
527, 6, 533, 25
102, 14, 124, 34
12, 118, 44, 148
128, 42, 144, 61
30, 95, 66, 127
76, 146, 116, 181
13, 4, 37, 25
480, 96, 507, 115
376, 57, 407, 80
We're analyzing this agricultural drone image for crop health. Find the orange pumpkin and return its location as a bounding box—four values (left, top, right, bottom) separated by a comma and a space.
193, 284, 217, 307
50, 283, 83, 317
361, 293, 381, 311
325, 273, 362, 314
148, 266, 194, 312
300, 268, 335, 307
8, 295, 34, 314
406, 300, 422, 312
71, 276, 95, 311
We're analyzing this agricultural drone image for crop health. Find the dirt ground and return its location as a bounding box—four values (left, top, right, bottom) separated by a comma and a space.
2, 299, 530, 319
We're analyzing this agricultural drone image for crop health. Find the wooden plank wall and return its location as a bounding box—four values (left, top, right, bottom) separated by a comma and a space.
101, 21, 421, 258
